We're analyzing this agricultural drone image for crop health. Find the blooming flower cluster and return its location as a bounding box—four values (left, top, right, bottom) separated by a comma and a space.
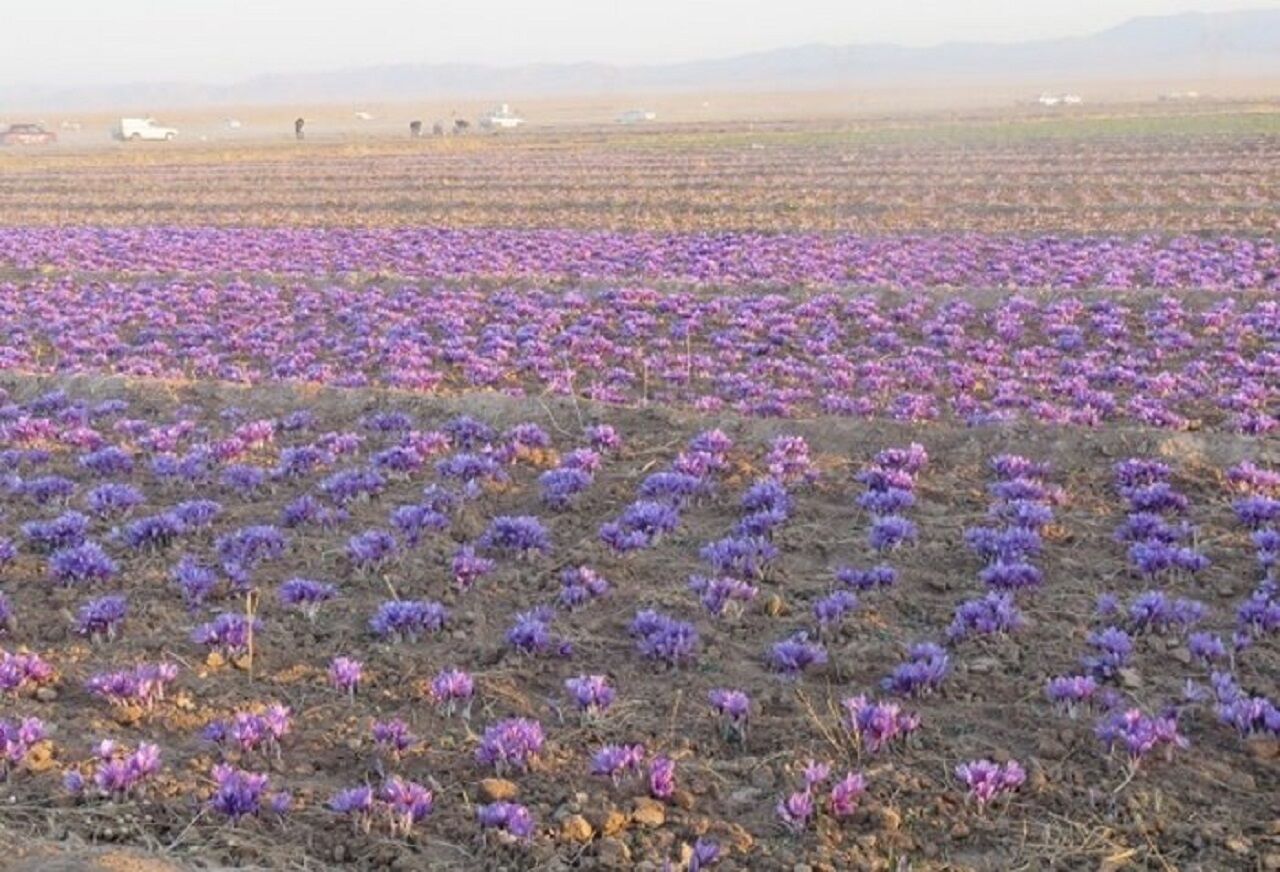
629, 609, 700, 666
475, 718, 545, 774
859, 444, 926, 553
0, 716, 45, 779
600, 430, 732, 553
330, 777, 434, 836
369, 599, 448, 643
955, 758, 1026, 808
843, 695, 921, 753
85, 662, 178, 708
775, 761, 867, 833
709, 688, 751, 745
207, 764, 290, 821
1114, 460, 1208, 579
203, 705, 292, 757
477, 801, 536, 842
882, 642, 951, 696
64, 740, 162, 799
965, 454, 1058, 592
429, 667, 474, 717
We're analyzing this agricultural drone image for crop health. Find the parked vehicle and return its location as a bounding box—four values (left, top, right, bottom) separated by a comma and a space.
616, 109, 657, 124
1, 123, 57, 145
114, 118, 178, 141
478, 104, 524, 130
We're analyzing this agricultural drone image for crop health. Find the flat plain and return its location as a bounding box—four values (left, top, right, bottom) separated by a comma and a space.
0, 100, 1276, 871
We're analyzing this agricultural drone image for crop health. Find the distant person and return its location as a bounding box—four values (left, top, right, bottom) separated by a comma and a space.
410, 120, 422, 138
294, 117, 305, 141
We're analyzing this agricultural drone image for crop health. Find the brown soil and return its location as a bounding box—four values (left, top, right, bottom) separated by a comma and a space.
0, 373, 1275, 870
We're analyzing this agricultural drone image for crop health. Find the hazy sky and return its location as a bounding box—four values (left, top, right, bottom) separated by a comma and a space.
6, 0, 1276, 86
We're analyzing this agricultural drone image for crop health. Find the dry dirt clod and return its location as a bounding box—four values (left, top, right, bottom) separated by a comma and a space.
591, 808, 629, 837
559, 814, 594, 843
632, 797, 667, 828
1224, 835, 1252, 855
478, 777, 519, 802
596, 837, 632, 868
671, 788, 696, 810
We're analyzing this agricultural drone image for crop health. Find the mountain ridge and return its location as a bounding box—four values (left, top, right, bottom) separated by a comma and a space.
3, 8, 1278, 111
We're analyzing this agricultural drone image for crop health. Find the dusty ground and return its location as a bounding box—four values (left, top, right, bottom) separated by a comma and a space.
0, 374, 1274, 870
1, 103, 1277, 232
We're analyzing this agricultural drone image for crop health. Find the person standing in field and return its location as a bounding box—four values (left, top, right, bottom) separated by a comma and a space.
295, 117, 305, 140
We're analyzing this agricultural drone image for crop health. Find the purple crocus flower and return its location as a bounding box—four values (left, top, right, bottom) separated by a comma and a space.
478, 515, 551, 558
768, 632, 828, 677
649, 755, 676, 800
843, 695, 921, 753
476, 801, 536, 842
955, 759, 1025, 808
429, 667, 474, 717
828, 771, 866, 818
369, 599, 448, 643
329, 656, 363, 696
565, 674, 615, 717
591, 743, 646, 783
191, 612, 260, 655
775, 788, 815, 834
708, 688, 751, 743
630, 609, 699, 666
208, 764, 270, 821
868, 515, 917, 552
278, 578, 337, 621
48, 541, 118, 586
74, 595, 128, 641
475, 718, 544, 774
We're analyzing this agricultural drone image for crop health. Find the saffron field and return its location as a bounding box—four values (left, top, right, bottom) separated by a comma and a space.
0, 110, 1276, 871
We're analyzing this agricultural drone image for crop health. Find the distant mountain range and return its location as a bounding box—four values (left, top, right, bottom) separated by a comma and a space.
3, 9, 1279, 111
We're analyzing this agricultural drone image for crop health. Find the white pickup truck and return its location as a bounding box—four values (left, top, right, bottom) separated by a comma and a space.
114, 117, 178, 141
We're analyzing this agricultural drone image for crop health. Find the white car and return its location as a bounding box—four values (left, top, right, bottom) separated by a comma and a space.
115, 118, 178, 141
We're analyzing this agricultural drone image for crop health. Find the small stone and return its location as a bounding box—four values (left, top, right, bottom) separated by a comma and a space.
34, 687, 58, 702
968, 657, 1000, 675
112, 705, 143, 725
1036, 737, 1067, 759
1261, 852, 1280, 871
875, 806, 901, 833
560, 814, 594, 843
712, 821, 755, 853
332, 845, 347, 863
1117, 668, 1142, 690
729, 787, 764, 809
24, 741, 56, 773
1246, 737, 1279, 760
631, 797, 666, 828
949, 822, 970, 839
478, 778, 519, 802
1225, 835, 1252, 855
599, 804, 629, 834
671, 788, 696, 810
749, 765, 776, 789
793, 865, 813, 872
597, 837, 632, 868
